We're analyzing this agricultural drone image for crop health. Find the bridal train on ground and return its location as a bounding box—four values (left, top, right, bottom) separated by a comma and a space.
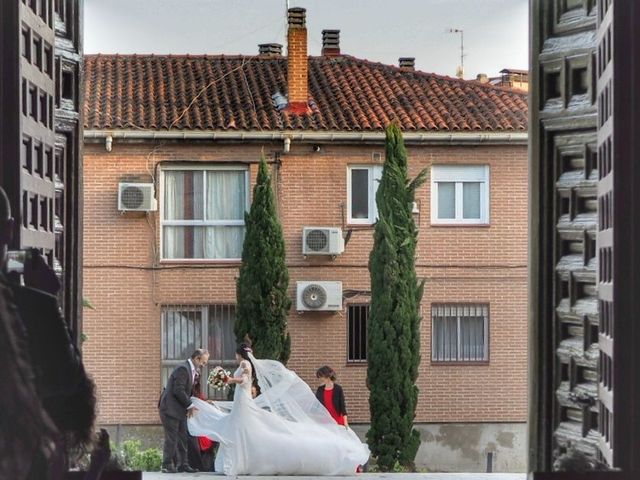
187, 353, 370, 475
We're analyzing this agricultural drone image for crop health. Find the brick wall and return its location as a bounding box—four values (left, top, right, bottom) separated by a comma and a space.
82, 140, 527, 425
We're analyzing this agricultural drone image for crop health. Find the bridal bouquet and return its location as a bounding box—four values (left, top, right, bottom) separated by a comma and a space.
208, 366, 231, 390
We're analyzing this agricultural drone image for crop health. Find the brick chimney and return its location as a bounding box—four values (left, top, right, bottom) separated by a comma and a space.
259, 43, 283, 56
476, 73, 489, 83
286, 7, 308, 114
322, 30, 341, 57
399, 57, 415, 71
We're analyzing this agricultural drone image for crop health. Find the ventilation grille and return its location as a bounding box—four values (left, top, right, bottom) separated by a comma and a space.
121, 186, 144, 208
305, 229, 329, 252
118, 183, 157, 211
302, 227, 344, 256
301, 284, 327, 308
296, 281, 342, 311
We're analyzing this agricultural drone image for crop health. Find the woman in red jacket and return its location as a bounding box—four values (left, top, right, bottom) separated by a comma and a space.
315, 365, 348, 428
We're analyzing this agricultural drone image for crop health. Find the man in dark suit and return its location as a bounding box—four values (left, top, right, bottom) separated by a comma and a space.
159, 348, 209, 473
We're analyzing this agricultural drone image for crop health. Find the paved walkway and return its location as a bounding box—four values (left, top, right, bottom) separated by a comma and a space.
143, 473, 526, 480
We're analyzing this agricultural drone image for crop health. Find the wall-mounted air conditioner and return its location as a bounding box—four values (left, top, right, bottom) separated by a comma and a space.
302, 227, 344, 256
296, 281, 343, 312
118, 183, 157, 211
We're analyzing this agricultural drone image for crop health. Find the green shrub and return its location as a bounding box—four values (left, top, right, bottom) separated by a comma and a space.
131, 447, 162, 472
393, 460, 411, 473
118, 439, 162, 472
121, 440, 140, 467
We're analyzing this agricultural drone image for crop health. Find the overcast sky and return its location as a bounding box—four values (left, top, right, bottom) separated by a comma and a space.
85, 0, 528, 79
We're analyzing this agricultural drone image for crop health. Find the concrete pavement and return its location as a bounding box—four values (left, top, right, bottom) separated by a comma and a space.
143, 473, 526, 480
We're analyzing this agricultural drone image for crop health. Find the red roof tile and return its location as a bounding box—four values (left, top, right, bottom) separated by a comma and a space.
84, 54, 528, 132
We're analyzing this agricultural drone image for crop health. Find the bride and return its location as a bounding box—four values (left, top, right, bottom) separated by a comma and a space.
187, 344, 370, 475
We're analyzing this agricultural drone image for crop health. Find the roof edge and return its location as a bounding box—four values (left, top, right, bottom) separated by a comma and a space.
84, 129, 528, 145
84, 53, 529, 97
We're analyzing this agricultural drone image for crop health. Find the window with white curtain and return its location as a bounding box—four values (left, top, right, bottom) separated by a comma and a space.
161, 304, 236, 399
432, 303, 489, 362
347, 165, 383, 224
430, 165, 489, 224
161, 166, 248, 260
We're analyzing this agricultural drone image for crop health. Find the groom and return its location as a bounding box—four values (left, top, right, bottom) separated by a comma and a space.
159, 348, 209, 473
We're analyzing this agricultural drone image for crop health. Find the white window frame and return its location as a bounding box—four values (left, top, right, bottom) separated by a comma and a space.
159, 164, 250, 261
347, 165, 383, 225
430, 165, 490, 225
431, 303, 490, 363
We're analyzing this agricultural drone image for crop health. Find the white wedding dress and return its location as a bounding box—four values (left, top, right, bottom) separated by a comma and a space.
187, 354, 370, 475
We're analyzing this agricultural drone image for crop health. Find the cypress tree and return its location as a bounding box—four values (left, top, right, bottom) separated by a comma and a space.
367, 124, 426, 471
235, 155, 291, 363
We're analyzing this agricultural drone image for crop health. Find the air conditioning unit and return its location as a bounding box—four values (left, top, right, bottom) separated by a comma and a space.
118, 183, 157, 211
296, 281, 343, 312
302, 227, 344, 256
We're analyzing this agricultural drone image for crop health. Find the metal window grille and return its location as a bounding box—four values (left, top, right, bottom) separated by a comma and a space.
348, 304, 369, 363
161, 304, 236, 400
432, 304, 489, 362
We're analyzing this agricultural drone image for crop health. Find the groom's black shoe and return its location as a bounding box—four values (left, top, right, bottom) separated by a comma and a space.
177, 465, 199, 473
161, 465, 177, 473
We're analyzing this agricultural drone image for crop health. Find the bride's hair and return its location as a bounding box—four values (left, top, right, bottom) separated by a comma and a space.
236, 343, 257, 387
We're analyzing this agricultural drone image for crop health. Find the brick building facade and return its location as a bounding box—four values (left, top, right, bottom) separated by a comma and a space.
82, 8, 528, 472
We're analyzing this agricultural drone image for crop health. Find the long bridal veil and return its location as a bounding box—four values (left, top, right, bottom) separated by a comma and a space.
248, 353, 349, 427
187, 353, 370, 475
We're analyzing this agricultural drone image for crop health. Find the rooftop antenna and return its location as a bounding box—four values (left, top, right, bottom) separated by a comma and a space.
285, 0, 290, 54
448, 28, 465, 79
